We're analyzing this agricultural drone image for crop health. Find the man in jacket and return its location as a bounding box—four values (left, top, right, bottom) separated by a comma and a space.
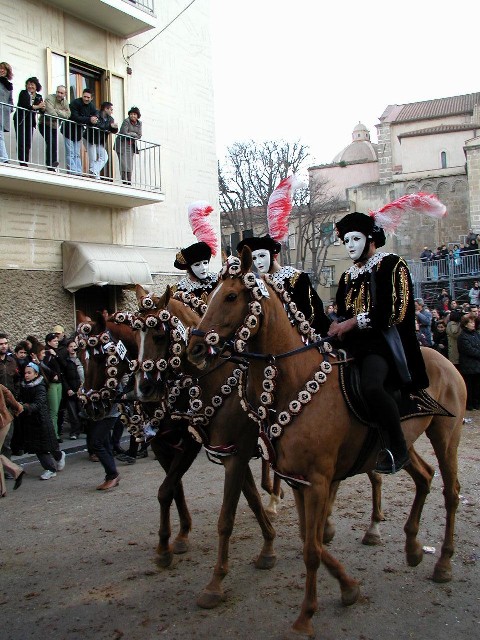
83, 101, 118, 178
0, 333, 20, 459
64, 88, 98, 174
39, 85, 70, 170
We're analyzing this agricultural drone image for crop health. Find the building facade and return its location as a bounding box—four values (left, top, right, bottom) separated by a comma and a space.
0, 0, 219, 343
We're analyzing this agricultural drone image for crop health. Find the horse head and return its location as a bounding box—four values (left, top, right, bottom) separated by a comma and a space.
76, 308, 138, 420
187, 250, 268, 369
132, 284, 201, 402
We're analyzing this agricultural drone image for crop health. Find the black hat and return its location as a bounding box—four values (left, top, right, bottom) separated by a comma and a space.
236, 234, 282, 255
174, 241, 212, 270
45, 333, 57, 344
335, 212, 386, 249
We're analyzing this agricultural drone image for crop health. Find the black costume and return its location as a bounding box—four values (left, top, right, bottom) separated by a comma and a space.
172, 241, 218, 303
13, 89, 44, 163
334, 211, 429, 473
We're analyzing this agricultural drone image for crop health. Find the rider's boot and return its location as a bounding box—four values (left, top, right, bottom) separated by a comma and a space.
375, 424, 410, 474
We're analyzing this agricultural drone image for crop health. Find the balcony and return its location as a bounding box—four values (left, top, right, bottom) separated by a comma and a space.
43, 0, 157, 38
0, 104, 164, 208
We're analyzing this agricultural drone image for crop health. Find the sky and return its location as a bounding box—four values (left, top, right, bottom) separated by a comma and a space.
210, 0, 478, 166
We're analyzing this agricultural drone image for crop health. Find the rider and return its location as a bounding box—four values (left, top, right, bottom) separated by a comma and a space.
171, 201, 219, 303
328, 211, 429, 474
236, 234, 331, 337
171, 241, 218, 302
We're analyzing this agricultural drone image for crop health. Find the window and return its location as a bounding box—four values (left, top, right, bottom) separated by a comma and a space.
441, 151, 447, 169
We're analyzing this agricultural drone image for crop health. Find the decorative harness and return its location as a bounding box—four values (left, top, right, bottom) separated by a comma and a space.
191, 257, 337, 487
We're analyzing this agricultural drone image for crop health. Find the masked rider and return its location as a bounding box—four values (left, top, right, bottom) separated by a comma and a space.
328, 211, 429, 474
237, 234, 331, 338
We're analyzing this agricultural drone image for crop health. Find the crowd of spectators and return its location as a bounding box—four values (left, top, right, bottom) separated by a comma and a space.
0, 61, 142, 183
0, 321, 146, 497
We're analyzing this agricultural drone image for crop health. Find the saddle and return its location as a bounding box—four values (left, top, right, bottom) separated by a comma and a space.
338, 360, 453, 478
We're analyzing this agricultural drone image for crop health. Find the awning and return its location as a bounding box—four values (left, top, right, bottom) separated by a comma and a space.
62, 241, 154, 293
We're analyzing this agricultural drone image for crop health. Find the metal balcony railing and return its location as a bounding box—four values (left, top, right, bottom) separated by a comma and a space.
408, 253, 480, 303
0, 102, 161, 192
122, 0, 155, 15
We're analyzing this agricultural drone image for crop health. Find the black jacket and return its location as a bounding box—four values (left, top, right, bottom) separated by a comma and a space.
458, 328, 480, 375
13, 89, 44, 129
18, 377, 58, 454
63, 97, 97, 141
83, 110, 118, 146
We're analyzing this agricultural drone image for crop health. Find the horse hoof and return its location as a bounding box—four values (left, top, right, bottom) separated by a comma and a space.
196, 590, 225, 609
406, 548, 423, 567
255, 553, 277, 570
290, 619, 315, 638
173, 539, 189, 554
265, 508, 277, 520
341, 582, 360, 606
323, 525, 336, 544
362, 532, 381, 546
155, 550, 174, 568
432, 565, 452, 583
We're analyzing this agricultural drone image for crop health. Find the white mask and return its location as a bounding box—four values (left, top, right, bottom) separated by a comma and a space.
343, 231, 367, 262
191, 259, 210, 280
251, 249, 271, 274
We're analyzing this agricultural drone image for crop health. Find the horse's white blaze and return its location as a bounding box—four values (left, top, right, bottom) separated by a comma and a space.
138, 330, 146, 363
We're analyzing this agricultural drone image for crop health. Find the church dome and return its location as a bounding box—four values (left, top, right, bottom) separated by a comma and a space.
332, 122, 378, 163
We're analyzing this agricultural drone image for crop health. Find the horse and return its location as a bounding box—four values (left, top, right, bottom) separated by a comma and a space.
76, 310, 138, 421
187, 251, 465, 638
131, 284, 276, 576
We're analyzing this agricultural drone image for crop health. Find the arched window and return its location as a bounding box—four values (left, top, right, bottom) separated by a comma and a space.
441, 151, 447, 169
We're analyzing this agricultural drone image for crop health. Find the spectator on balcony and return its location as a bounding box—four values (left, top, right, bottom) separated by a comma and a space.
83, 101, 118, 178
465, 228, 477, 246
114, 106, 142, 185
64, 88, 98, 175
467, 238, 480, 275
0, 61, 14, 163
38, 85, 70, 171
13, 77, 45, 166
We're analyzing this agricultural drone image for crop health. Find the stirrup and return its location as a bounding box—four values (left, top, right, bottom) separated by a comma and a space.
375, 448, 409, 474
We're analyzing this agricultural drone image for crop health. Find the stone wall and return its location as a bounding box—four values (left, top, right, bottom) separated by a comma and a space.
0, 270, 179, 346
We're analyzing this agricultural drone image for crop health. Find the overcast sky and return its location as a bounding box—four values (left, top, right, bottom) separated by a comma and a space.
210, 0, 477, 166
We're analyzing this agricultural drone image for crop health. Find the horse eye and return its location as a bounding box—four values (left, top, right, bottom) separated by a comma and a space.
226, 292, 237, 302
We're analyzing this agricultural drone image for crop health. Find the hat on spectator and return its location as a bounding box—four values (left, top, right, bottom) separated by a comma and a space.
26, 362, 39, 373
53, 325, 65, 334
45, 333, 57, 344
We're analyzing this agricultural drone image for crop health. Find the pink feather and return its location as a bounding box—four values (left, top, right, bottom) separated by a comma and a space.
371, 193, 447, 235
267, 175, 305, 242
188, 200, 218, 256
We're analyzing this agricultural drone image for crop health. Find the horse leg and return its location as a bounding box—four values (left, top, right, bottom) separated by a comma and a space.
240, 464, 276, 569
322, 480, 339, 544
197, 454, 249, 609
151, 436, 201, 568
261, 460, 284, 517
426, 420, 462, 582
362, 470, 385, 545
292, 478, 360, 638
402, 447, 434, 568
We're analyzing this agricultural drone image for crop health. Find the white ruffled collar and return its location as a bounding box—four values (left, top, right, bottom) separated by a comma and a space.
271, 265, 299, 283
177, 273, 218, 292
346, 252, 391, 280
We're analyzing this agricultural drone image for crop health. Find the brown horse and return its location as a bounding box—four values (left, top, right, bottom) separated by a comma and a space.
187, 251, 465, 638
132, 284, 276, 575
76, 310, 138, 421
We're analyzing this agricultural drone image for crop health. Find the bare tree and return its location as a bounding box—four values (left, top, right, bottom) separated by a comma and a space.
219, 139, 345, 286
219, 139, 310, 238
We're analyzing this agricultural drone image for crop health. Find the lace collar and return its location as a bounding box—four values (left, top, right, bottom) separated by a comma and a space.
346, 252, 390, 280
271, 265, 299, 283
177, 273, 218, 293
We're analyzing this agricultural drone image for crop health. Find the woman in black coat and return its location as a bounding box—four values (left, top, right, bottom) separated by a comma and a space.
457, 313, 480, 410
17, 363, 65, 479
13, 76, 45, 165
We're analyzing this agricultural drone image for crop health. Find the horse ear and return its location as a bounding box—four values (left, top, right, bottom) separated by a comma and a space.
240, 246, 253, 272
156, 286, 170, 308
136, 284, 148, 303
76, 310, 88, 323
165, 285, 171, 304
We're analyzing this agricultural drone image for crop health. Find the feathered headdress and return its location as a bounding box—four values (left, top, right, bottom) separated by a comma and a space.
188, 200, 218, 256
370, 193, 447, 235
267, 174, 305, 243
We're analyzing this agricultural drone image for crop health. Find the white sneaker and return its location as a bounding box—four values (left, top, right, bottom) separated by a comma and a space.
56, 450, 66, 471
40, 470, 57, 480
